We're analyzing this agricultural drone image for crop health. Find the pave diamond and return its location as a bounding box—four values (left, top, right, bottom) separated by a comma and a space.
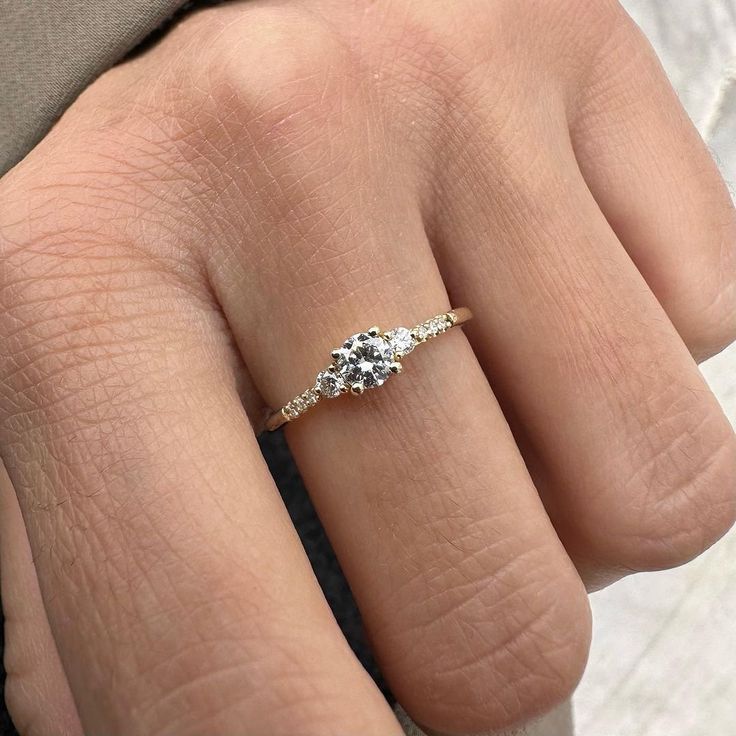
414, 314, 451, 342
335, 332, 395, 389
316, 370, 344, 398
387, 327, 415, 357
265, 308, 470, 430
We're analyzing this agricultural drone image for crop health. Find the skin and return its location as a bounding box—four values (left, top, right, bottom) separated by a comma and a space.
0, 0, 735, 734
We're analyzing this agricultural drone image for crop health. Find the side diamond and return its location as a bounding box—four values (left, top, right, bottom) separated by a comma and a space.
387, 327, 415, 357
316, 370, 344, 398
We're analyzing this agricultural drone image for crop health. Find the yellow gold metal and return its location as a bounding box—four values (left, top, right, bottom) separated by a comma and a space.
264, 307, 472, 431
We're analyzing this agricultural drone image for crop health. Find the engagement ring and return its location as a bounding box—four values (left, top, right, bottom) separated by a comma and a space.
265, 307, 472, 430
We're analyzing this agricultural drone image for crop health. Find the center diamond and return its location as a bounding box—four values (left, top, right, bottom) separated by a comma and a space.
334, 332, 395, 390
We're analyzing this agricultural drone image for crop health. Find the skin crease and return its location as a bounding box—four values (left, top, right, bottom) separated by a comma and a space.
0, 0, 735, 734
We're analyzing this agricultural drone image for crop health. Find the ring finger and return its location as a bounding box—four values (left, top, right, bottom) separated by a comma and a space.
196, 40, 591, 736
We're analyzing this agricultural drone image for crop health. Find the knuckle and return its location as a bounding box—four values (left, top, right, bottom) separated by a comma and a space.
135, 632, 358, 736
0, 185, 215, 468
614, 395, 736, 571
198, 7, 354, 143
391, 543, 591, 734
0, 124, 202, 272
194, 1, 483, 138
169, 7, 366, 243
686, 278, 736, 362
682, 205, 736, 361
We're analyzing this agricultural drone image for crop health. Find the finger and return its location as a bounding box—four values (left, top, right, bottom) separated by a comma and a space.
191, 19, 592, 735
0, 459, 82, 736
568, 6, 736, 361
0, 156, 401, 735
431, 90, 736, 586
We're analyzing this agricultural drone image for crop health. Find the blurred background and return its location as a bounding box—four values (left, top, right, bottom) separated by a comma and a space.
1, 1, 735, 735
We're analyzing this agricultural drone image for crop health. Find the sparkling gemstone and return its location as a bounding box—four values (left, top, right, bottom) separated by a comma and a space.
387, 327, 415, 357
335, 332, 395, 389
431, 317, 446, 333
316, 370, 343, 398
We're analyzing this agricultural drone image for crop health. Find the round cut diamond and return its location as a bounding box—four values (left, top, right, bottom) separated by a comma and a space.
387, 327, 415, 357
335, 332, 395, 389
316, 370, 343, 398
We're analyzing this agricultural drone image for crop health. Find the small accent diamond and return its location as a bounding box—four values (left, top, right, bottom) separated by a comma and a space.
387, 327, 415, 357
265, 307, 470, 431
316, 370, 344, 398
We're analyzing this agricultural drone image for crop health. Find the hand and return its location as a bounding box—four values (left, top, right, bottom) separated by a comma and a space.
1, 1, 735, 734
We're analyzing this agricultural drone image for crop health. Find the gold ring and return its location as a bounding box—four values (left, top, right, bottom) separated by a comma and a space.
265, 307, 472, 431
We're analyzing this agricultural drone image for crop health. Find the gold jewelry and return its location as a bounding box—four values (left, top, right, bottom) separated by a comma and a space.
265, 308, 472, 431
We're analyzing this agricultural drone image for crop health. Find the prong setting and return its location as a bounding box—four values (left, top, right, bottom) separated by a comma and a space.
265, 309, 471, 430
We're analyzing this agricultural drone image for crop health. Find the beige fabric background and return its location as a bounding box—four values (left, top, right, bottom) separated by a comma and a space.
0, 0, 189, 173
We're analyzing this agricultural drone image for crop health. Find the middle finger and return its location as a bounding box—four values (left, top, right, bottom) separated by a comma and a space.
429, 64, 736, 588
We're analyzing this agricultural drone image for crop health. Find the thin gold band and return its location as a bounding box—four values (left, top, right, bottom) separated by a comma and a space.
265, 307, 472, 431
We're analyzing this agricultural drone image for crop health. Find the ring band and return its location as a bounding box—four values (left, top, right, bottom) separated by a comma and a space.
265, 307, 472, 431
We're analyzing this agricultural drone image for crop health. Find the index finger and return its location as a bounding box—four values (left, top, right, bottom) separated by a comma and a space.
0, 154, 402, 736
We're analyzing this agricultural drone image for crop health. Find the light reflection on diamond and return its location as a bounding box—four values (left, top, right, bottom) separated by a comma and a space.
387, 327, 415, 357
335, 332, 395, 389
316, 370, 343, 398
